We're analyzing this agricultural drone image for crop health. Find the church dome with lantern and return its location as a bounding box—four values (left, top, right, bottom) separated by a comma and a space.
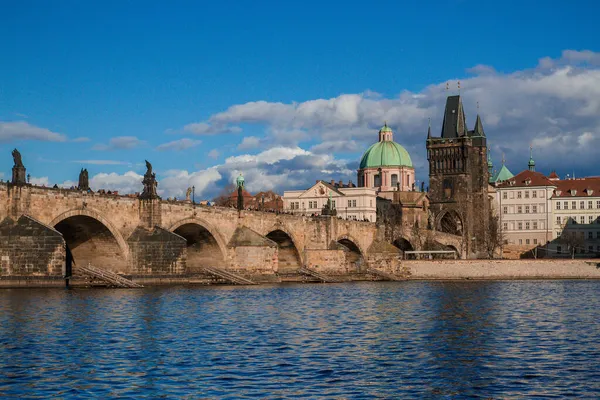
357, 123, 415, 192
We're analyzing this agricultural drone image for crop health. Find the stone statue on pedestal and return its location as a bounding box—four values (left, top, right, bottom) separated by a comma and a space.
140, 160, 160, 199
185, 187, 192, 202
78, 168, 89, 191
236, 173, 245, 212
321, 191, 337, 216
11, 149, 26, 185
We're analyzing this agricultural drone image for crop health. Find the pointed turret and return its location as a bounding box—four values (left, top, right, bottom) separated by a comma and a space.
528, 145, 535, 172
473, 114, 485, 137
440, 95, 468, 138
427, 118, 431, 139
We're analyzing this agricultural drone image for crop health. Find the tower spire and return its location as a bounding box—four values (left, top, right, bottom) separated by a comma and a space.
427, 118, 431, 139
487, 146, 493, 182
528, 144, 535, 172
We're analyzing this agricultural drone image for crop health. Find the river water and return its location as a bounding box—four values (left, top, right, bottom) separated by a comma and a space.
1, 281, 599, 398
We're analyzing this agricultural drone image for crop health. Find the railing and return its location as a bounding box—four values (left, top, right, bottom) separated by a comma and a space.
404, 250, 458, 260
298, 266, 342, 283
76, 263, 144, 288
201, 266, 257, 285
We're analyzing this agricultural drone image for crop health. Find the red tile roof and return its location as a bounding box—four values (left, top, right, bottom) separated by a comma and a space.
553, 177, 600, 198
496, 170, 555, 188
548, 171, 559, 180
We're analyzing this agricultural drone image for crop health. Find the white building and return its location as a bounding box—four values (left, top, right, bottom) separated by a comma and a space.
550, 177, 600, 256
283, 180, 377, 222
496, 169, 555, 250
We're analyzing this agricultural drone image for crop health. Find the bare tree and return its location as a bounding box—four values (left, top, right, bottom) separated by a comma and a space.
212, 183, 236, 207
560, 230, 584, 259
483, 212, 505, 259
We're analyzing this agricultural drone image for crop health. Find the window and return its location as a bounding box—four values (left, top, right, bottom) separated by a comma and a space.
525, 206, 530, 214
370, 200, 372, 207
525, 191, 529, 199
589, 201, 593, 209
503, 192, 507, 199
352, 200, 357, 207
533, 239, 538, 245
532, 191, 537, 198
391, 174, 398, 187
525, 222, 530, 230
589, 216, 594, 224
518, 206, 522, 213
556, 202, 561, 210
597, 200, 600, 209
581, 201, 585, 209
503, 222, 508, 231
556, 216, 561, 225
348, 200, 352, 207
309, 201, 313, 209
533, 222, 538, 230
517, 191, 522, 199
572, 201, 577, 209
503, 206, 508, 214
332, 200, 336, 208
580, 216, 585, 224
518, 222, 523, 230
532, 205, 537, 213
374, 174, 381, 187
295, 202, 299, 210
564, 201, 569, 210
589, 232, 594, 239
526, 239, 530, 244
519, 239, 523, 245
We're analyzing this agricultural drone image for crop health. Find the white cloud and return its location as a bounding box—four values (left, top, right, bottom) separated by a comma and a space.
208, 149, 220, 159
156, 138, 202, 151
92, 136, 145, 151
237, 136, 263, 150
0, 121, 67, 142
159, 168, 222, 199
29, 176, 49, 186
89, 171, 144, 193
184, 122, 242, 135
310, 140, 359, 154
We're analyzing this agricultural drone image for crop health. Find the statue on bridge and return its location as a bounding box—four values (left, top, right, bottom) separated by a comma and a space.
236, 173, 245, 212
321, 191, 337, 216
185, 187, 192, 202
78, 168, 89, 191
11, 148, 26, 185
140, 160, 160, 199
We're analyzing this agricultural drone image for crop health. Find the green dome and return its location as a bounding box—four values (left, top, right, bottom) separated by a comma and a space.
236, 173, 245, 187
492, 165, 514, 183
359, 141, 413, 169
379, 124, 392, 133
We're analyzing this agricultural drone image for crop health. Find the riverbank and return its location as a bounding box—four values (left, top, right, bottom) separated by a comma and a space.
1, 259, 600, 288
404, 259, 600, 280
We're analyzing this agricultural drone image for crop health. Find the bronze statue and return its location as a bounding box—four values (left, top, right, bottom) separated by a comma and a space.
140, 159, 160, 199
12, 149, 23, 168
78, 168, 89, 191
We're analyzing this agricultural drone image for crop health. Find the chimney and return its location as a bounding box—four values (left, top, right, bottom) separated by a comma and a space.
330, 179, 335, 186
339, 180, 343, 187
316, 179, 320, 184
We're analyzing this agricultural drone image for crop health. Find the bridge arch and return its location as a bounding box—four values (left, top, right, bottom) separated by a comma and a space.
393, 237, 415, 252
336, 235, 366, 272
436, 209, 464, 236
50, 208, 129, 272
168, 217, 228, 270
265, 227, 303, 274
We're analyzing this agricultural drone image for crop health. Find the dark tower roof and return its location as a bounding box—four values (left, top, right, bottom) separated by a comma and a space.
473, 114, 485, 137
427, 118, 431, 139
440, 95, 468, 138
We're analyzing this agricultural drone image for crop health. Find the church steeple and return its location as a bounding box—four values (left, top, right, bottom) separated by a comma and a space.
427, 118, 431, 139
528, 145, 536, 172
440, 95, 468, 138
473, 114, 485, 137
487, 146, 493, 181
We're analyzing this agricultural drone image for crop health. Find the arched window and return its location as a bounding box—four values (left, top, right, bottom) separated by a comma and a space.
374, 174, 381, 187
391, 174, 398, 188
406, 174, 410, 188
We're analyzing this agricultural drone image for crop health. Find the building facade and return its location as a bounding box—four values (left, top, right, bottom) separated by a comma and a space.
495, 170, 555, 251
283, 180, 377, 222
549, 177, 600, 256
426, 95, 491, 256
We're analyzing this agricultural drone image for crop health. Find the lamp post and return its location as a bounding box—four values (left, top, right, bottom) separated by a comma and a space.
192, 185, 195, 205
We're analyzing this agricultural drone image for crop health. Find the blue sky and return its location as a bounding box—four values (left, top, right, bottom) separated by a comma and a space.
1, 0, 599, 198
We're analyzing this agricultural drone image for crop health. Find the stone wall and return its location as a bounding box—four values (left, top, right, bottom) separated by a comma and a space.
405, 259, 600, 279
304, 249, 346, 274
227, 226, 278, 276
0, 216, 65, 277
128, 227, 186, 275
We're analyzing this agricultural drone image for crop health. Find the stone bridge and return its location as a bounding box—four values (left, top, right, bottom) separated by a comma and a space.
0, 183, 463, 285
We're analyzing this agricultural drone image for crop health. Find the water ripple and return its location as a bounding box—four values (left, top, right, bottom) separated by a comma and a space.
1, 281, 600, 398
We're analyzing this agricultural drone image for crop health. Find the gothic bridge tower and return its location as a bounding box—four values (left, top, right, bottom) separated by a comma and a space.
426, 95, 491, 256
